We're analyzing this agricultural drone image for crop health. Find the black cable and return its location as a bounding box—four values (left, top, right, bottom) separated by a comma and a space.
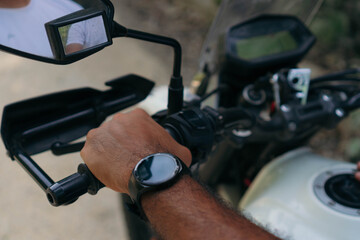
310, 69, 360, 83
200, 88, 221, 102
310, 85, 360, 93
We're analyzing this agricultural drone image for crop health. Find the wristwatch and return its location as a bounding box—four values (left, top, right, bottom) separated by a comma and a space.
128, 153, 191, 219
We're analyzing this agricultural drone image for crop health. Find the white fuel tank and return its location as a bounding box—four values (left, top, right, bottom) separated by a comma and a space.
239, 148, 360, 240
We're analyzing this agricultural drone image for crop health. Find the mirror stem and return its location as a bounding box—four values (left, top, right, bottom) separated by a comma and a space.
125, 29, 182, 78
113, 23, 183, 115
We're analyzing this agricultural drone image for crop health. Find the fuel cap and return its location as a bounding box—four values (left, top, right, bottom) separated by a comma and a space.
313, 168, 360, 217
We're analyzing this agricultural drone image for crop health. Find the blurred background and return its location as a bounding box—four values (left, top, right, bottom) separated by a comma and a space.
0, 0, 359, 239
120, 0, 360, 162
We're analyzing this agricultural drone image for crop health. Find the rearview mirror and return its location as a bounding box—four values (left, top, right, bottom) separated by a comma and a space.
46, 9, 112, 62
0, 0, 113, 64
0, 0, 184, 114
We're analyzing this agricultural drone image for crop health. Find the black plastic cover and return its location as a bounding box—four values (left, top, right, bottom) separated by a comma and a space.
1, 74, 154, 157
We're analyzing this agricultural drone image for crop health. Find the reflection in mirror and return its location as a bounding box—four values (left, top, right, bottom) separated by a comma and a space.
0, 0, 83, 58
59, 15, 109, 55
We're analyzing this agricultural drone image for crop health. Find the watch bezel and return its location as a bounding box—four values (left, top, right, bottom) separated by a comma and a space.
133, 153, 183, 186
128, 153, 189, 203
128, 153, 191, 221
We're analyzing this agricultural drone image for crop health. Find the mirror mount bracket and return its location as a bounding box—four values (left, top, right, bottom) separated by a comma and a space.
112, 22, 184, 115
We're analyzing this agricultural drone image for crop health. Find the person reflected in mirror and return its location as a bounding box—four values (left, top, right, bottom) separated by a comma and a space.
0, 0, 82, 57
81, 109, 279, 240
65, 15, 108, 54
356, 162, 360, 182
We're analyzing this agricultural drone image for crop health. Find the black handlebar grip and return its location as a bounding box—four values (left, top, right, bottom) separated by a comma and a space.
45, 164, 104, 206
78, 163, 105, 195
165, 127, 182, 143
46, 172, 89, 206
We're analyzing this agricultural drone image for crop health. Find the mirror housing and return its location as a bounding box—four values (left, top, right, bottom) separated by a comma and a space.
45, 8, 112, 62
0, 0, 115, 64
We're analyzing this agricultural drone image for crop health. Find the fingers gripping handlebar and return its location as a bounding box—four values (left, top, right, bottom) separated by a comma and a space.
19, 97, 344, 207
41, 92, 354, 206
46, 106, 254, 206
10, 106, 254, 207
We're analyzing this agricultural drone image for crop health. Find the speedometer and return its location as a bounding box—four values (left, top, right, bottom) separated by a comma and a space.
220, 15, 316, 80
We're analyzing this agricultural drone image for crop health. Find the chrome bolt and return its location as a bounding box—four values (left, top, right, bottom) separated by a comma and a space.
322, 94, 330, 101
232, 129, 252, 138
335, 108, 345, 118
270, 74, 279, 83
281, 105, 291, 112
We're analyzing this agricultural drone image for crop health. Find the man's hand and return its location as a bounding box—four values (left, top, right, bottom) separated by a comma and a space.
81, 108, 278, 240
356, 162, 360, 182
80, 108, 192, 194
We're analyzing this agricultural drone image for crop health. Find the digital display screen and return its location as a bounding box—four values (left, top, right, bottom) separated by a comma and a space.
234, 31, 298, 60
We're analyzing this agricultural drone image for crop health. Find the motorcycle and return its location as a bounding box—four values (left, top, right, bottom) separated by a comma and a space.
0, 0, 359, 240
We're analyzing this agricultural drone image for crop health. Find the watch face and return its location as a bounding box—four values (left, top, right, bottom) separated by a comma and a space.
134, 153, 181, 186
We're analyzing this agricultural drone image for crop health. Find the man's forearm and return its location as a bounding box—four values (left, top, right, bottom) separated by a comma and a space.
142, 175, 278, 240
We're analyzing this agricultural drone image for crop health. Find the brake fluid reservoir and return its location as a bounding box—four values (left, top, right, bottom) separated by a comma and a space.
239, 148, 360, 240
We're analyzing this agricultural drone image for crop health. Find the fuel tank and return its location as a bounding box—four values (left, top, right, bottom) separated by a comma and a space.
239, 148, 360, 240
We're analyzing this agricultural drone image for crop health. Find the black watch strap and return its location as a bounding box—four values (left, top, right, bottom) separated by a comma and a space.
128, 153, 191, 221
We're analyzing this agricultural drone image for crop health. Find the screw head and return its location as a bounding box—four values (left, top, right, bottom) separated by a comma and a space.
335, 108, 345, 118
322, 94, 330, 101
281, 105, 291, 112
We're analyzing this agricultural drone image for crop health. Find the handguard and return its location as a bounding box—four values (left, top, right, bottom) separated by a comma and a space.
1, 74, 154, 206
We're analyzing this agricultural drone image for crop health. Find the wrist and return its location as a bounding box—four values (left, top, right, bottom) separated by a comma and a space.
127, 153, 191, 220
141, 174, 195, 213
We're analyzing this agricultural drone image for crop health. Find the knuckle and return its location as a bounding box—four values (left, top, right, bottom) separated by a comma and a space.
133, 108, 149, 117
86, 128, 98, 140
112, 112, 124, 122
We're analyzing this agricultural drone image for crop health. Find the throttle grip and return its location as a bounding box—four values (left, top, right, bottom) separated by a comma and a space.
46, 164, 104, 206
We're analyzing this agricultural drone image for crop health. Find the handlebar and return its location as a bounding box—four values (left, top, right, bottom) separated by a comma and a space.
46, 96, 347, 206
46, 106, 254, 206
13, 148, 104, 206
9, 90, 357, 206
46, 164, 104, 206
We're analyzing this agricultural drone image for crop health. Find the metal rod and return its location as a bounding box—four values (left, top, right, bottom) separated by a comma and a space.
126, 29, 182, 78
113, 23, 184, 114
15, 151, 54, 191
